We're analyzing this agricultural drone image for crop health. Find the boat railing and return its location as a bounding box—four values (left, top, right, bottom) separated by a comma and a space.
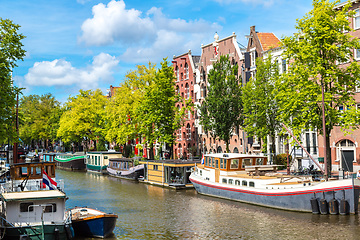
0, 179, 65, 192
0, 215, 15, 227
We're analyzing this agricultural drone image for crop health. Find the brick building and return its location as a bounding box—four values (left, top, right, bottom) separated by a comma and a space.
195, 32, 245, 154
172, 50, 200, 159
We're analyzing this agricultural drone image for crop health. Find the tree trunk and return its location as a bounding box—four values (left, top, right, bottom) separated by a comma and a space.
326, 134, 331, 177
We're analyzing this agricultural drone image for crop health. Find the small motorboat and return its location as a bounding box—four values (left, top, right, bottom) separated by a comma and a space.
68, 207, 118, 238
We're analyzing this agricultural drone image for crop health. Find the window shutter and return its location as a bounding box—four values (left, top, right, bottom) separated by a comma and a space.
244, 52, 250, 68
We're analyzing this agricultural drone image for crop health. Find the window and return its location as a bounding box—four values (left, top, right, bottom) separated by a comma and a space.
242, 159, 252, 168
242, 180, 247, 186
20, 202, 34, 212
354, 9, 360, 29
212, 158, 215, 167
153, 165, 158, 170
230, 159, 239, 169
185, 63, 189, 79
228, 179, 233, 184
200, 170, 202, 176
45, 203, 57, 213
250, 51, 256, 67
355, 49, 360, 61
176, 66, 179, 81
220, 159, 224, 168
104, 156, 108, 159
282, 59, 287, 73
215, 159, 219, 168
222, 178, 227, 184
235, 180, 240, 185
185, 83, 190, 99
249, 181, 255, 187
256, 158, 264, 165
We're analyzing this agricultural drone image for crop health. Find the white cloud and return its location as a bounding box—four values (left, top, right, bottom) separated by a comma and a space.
79, 0, 155, 46
79, 0, 221, 62
24, 53, 119, 89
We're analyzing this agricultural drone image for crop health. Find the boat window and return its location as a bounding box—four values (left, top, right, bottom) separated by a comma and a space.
20, 167, 28, 177
153, 165, 158, 170
44, 203, 57, 213
229, 179, 233, 184
34, 167, 41, 176
104, 156, 108, 159
249, 181, 255, 187
95, 156, 98, 165
242, 159, 252, 169
220, 159, 224, 168
215, 159, 219, 168
212, 158, 215, 168
222, 178, 227, 184
200, 170, 202, 176
20, 202, 34, 212
235, 180, 240, 185
242, 180, 247, 186
230, 159, 239, 169
256, 158, 264, 165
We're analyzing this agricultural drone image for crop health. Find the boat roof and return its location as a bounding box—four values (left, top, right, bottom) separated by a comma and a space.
109, 158, 133, 162
205, 153, 266, 159
87, 151, 122, 155
1, 189, 66, 202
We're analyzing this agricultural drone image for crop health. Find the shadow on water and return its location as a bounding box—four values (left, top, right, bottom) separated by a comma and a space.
57, 170, 360, 240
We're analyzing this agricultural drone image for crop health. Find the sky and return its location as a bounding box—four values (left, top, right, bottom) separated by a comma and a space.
0, 0, 315, 103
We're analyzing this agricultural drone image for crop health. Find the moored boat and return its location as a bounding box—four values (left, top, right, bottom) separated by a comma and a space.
54, 153, 86, 171
0, 162, 73, 239
189, 153, 360, 214
107, 158, 144, 180
68, 207, 118, 238
86, 151, 123, 174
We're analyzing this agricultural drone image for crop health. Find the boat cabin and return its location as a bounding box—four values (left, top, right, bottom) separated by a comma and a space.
86, 151, 122, 173
140, 159, 201, 189
108, 158, 134, 171
202, 153, 268, 171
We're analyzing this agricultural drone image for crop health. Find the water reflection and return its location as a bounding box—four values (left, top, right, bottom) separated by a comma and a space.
57, 170, 360, 239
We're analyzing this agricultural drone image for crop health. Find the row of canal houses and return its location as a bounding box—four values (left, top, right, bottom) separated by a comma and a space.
107, 1, 360, 175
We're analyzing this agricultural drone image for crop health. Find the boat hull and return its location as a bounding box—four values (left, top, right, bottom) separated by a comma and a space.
1, 223, 72, 240
107, 166, 144, 181
55, 158, 86, 171
72, 215, 117, 238
190, 175, 360, 214
86, 164, 107, 174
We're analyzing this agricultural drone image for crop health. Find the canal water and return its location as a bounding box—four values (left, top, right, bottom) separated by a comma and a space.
57, 170, 360, 240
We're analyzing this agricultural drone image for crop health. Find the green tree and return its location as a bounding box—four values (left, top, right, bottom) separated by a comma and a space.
199, 55, 242, 153
105, 63, 156, 152
277, 0, 360, 176
136, 59, 185, 159
0, 18, 26, 144
19, 94, 62, 149
57, 89, 108, 152
242, 55, 281, 156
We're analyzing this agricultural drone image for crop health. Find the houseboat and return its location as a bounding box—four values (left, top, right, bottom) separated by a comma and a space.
0, 162, 73, 239
189, 153, 360, 214
140, 159, 200, 189
86, 151, 122, 174
54, 153, 86, 171
107, 158, 144, 180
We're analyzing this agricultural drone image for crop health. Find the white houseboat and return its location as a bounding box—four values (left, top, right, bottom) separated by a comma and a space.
190, 153, 360, 214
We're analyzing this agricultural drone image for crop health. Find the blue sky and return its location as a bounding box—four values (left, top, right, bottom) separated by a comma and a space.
1, 0, 314, 103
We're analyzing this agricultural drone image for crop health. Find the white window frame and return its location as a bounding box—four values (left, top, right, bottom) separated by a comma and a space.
354, 9, 360, 29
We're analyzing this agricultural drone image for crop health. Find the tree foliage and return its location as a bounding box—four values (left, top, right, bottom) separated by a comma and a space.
57, 89, 108, 151
199, 55, 242, 153
105, 63, 156, 146
277, 0, 360, 173
19, 93, 62, 148
0, 18, 26, 143
242, 55, 281, 154
136, 59, 184, 158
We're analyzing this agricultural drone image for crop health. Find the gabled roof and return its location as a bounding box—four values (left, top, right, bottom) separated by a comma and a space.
257, 33, 281, 52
